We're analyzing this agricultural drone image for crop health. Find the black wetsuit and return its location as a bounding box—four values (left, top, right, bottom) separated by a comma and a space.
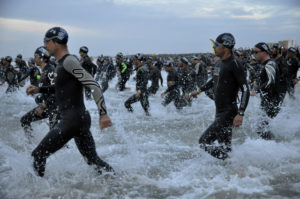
256, 59, 282, 139
275, 56, 289, 102
80, 55, 97, 100
117, 61, 132, 91
198, 55, 250, 160
124, 65, 149, 115
162, 68, 181, 109
20, 63, 57, 134
178, 67, 192, 96
188, 68, 197, 92
95, 63, 116, 93
106, 62, 116, 81
194, 61, 208, 88
19, 66, 41, 87
31, 54, 113, 177
245, 62, 260, 88
95, 63, 106, 80
286, 57, 299, 98
148, 67, 163, 95
16, 60, 28, 86
0, 64, 6, 83
177, 67, 194, 107
257, 59, 281, 118
3, 65, 19, 93
95, 63, 108, 92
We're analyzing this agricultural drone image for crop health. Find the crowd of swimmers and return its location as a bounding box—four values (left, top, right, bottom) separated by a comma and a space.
0, 27, 299, 176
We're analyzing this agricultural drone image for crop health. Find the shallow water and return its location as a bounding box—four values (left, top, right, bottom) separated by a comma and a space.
0, 71, 300, 199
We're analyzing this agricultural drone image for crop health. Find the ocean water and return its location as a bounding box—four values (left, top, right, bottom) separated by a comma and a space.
0, 71, 299, 199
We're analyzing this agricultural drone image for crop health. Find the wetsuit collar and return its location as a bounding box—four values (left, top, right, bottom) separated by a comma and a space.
57, 54, 70, 65
221, 55, 234, 62
262, 59, 271, 65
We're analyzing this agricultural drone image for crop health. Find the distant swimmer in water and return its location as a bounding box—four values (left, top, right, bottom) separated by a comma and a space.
116, 52, 132, 91
161, 61, 182, 109
18, 57, 40, 87
79, 46, 97, 100
124, 53, 150, 116
190, 33, 250, 160
0, 56, 19, 93
27, 27, 114, 177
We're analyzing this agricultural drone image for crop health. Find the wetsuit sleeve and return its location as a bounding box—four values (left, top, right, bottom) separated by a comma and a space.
233, 60, 250, 111
136, 67, 148, 92
199, 78, 214, 91
63, 56, 108, 116
159, 72, 163, 85
165, 84, 176, 93
18, 70, 30, 82
92, 63, 97, 76
257, 61, 276, 92
290, 58, 299, 79
39, 85, 55, 94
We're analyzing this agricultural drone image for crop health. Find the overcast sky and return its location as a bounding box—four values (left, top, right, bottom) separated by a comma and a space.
0, 0, 299, 58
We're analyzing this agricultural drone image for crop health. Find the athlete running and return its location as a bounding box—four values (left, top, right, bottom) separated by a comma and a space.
26, 27, 114, 177
190, 33, 250, 160
21, 46, 57, 139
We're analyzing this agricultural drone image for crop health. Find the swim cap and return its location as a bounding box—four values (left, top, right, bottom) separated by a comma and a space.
272, 43, 281, 49
5, 56, 12, 63
234, 49, 242, 56
216, 33, 235, 49
44, 27, 68, 44
288, 47, 297, 53
79, 46, 88, 53
28, 57, 35, 64
255, 42, 270, 53
35, 46, 50, 61
134, 53, 144, 61
180, 57, 190, 65
164, 60, 173, 67
116, 52, 123, 58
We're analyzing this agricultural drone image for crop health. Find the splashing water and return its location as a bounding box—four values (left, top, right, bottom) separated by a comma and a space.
0, 71, 300, 199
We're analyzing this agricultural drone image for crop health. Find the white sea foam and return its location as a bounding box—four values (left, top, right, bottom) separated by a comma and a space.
0, 71, 299, 199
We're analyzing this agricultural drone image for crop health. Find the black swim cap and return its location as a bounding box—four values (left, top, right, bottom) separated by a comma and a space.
164, 60, 173, 67
180, 57, 190, 65
288, 47, 297, 53
44, 27, 68, 44
79, 46, 88, 53
216, 33, 235, 49
17, 54, 22, 59
116, 52, 123, 58
35, 46, 50, 61
28, 57, 35, 64
5, 56, 12, 63
152, 61, 159, 67
234, 49, 242, 56
97, 56, 104, 63
134, 53, 144, 61
272, 43, 280, 49
191, 55, 199, 60
255, 42, 270, 53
